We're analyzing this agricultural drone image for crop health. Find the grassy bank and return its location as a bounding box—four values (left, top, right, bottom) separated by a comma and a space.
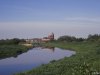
0, 45, 32, 59
16, 41, 100, 75
0, 38, 33, 59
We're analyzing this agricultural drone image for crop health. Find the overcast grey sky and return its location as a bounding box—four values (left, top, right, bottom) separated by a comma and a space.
0, 0, 100, 39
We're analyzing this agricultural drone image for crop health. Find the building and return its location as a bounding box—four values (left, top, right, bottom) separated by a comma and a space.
42, 33, 54, 42
25, 33, 54, 43
48, 33, 54, 40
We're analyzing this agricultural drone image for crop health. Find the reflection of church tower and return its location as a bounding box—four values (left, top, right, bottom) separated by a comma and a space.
48, 33, 54, 40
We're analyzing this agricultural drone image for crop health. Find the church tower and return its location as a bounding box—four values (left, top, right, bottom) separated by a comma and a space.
48, 32, 54, 40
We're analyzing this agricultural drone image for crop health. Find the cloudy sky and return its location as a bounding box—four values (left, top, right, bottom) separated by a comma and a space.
0, 0, 100, 39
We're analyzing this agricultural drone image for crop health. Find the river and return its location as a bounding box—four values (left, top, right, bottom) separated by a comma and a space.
0, 47, 76, 75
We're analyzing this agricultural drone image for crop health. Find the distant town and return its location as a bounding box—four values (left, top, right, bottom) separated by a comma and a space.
25, 32, 54, 44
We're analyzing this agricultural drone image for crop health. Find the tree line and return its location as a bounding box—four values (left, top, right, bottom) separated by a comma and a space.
0, 38, 25, 45
57, 34, 100, 42
0, 34, 100, 45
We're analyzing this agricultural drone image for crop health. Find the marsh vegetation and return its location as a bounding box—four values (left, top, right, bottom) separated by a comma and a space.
16, 34, 100, 75
0, 38, 31, 59
0, 34, 100, 75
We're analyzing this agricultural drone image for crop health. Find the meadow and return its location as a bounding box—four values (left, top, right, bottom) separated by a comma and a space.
16, 34, 100, 75
0, 38, 31, 59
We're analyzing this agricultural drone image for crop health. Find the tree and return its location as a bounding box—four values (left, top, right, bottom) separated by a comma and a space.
57, 35, 76, 42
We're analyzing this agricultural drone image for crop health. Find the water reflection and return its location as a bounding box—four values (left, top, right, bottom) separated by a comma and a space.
41, 46, 55, 52
13, 53, 22, 58
0, 50, 25, 59
0, 47, 76, 75
13, 51, 23, 58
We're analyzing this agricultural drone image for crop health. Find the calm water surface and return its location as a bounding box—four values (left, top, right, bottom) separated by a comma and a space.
0, 47, 76, 75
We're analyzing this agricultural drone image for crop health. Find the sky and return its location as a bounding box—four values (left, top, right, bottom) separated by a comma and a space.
0, 0, 100, 39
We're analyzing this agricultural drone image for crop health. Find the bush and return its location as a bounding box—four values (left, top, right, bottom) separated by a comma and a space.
0, 38, 25, 45
87, 34, 100, 42
57, 35, 84, 42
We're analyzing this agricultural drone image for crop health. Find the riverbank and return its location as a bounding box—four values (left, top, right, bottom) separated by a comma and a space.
0, 45, 32, 59
16, 41, 100, 75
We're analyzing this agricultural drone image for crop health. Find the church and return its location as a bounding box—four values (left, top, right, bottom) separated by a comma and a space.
25, 33, 54, 43
42, 33, 54, 42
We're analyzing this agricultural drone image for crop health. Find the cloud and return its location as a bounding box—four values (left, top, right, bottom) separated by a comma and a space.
0, 19, 100, 39
65, 17, 100, 23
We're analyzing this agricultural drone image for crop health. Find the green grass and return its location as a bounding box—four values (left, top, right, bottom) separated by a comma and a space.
0, 45, 31, 59
16, 41, 100, 75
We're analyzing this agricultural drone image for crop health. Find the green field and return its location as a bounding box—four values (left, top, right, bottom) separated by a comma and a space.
16, 41, 100, 75
0, 38, 32, 59
0, 45, 31, 59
